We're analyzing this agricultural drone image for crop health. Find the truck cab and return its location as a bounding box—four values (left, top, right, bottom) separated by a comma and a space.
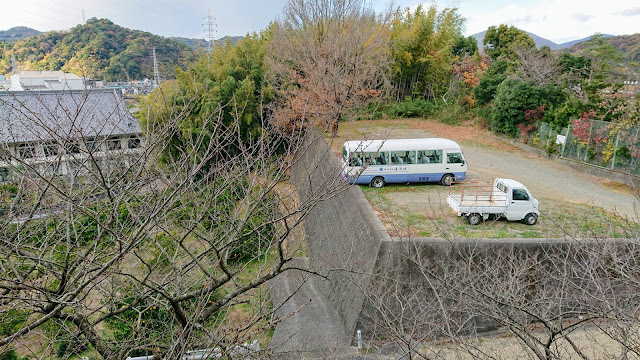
496, 179, 540, 223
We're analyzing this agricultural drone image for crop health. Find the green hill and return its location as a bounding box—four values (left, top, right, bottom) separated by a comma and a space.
0, 18, 195, 81
568, 33, 640, 63
0, 26, 41, 42
171, 35, 244, 50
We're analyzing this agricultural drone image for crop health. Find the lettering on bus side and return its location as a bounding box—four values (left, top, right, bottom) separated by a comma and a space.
363, 166, 410, 173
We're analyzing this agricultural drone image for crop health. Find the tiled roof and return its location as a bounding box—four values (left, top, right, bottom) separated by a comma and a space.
0, 89, 141, 144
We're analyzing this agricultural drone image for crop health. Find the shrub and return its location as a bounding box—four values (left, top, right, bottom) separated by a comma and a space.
385, 100, 439, 118
490, 79, 563, 137
0, 349, 21, 360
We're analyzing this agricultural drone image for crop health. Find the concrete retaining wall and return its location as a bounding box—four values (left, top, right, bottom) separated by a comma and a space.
291, 128, 389, 342
356, 237, 603, 339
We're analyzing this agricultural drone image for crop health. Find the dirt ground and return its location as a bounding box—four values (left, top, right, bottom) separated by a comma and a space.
330, 119, 639, 238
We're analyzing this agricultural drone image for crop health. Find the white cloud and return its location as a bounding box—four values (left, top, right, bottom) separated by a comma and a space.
451, 0, 640, 43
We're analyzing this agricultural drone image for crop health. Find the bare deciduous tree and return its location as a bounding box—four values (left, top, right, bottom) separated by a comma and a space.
0, 88, 348, 359
514, 46, 561, 87
267, 0, 392, 137
359, 236, 640, 360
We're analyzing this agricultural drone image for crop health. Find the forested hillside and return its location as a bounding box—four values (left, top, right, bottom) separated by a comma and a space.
0, 18, 195, 81
0, 26, 40, 42
171, 35, 244, 50
569, 33, 640, 63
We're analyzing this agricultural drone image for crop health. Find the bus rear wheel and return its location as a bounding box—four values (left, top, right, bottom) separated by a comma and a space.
440, 174, 454, 186
370, 177, 385, 188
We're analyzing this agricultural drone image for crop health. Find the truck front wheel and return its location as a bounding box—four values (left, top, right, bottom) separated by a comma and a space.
467, 213, 482, 225
524, 213, 538, 225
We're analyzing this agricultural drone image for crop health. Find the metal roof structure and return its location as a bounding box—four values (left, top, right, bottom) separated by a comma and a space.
0, 89, 140, 144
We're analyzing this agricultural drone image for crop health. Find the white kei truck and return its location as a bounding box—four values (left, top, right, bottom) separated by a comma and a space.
447, 178, 540, 225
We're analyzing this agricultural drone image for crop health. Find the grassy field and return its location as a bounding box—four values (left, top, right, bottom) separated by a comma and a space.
361, 183, 637, 239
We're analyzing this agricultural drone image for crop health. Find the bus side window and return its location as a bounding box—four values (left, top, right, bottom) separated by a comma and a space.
390, 151, 408, 165
407, 151, 416, 164
417, 150, 430, 164
376, 152, 389, 165
417, 150, 442, 164
349, 153, 363, 167
364, 152, 376, 165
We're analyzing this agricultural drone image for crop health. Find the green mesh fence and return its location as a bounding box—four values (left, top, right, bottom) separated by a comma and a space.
535, 120, 640, 176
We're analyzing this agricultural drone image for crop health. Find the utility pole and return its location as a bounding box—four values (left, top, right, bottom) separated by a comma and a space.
11, 55, 17, 74
202, 9, 217, 53
152, 48, 161, 86
82, 9, 86, 24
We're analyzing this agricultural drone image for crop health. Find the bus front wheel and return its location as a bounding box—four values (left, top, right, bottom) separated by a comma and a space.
370, 177, 385, 188
440, 174, 454, 186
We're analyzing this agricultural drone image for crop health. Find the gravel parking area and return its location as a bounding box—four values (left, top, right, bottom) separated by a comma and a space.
331, 119, 640, 238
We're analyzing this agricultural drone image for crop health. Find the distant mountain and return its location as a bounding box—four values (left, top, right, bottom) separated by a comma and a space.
471, 30, 613, 51
0, 26, 41, 42
0, 18, 195, 81
171, 36, 244, 50
568, 33, 640, 62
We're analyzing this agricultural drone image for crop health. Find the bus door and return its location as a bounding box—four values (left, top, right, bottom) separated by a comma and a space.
445, 150, 466, 179
412, 150, 443, 182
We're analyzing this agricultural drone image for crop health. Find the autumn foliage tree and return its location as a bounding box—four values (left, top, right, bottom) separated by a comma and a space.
267, 0, 392, 136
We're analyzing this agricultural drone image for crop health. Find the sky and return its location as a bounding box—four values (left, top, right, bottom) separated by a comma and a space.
1, 0, 639, 44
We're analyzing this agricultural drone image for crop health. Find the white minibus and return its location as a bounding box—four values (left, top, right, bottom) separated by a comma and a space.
341, 138, 467, 187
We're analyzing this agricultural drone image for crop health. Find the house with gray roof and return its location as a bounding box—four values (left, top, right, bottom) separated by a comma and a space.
7, 70, 85, 91
0, 89, 143, 182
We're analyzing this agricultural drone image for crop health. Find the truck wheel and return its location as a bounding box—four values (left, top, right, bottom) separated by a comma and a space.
440, 173, 454, 186
467, 213, 482, 225
524, 213, 538, 225
370, 176, 385, 188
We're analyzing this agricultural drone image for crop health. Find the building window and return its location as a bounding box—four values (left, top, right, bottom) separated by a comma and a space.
18, 144, 36, 159
0, 168, 8, 183
43, 142, 60, 157
107, 136, 121, 151
127, 135, 141, 149
86, 137, 102, 153
0, 148, 10, 162
64, 140, 81, 154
